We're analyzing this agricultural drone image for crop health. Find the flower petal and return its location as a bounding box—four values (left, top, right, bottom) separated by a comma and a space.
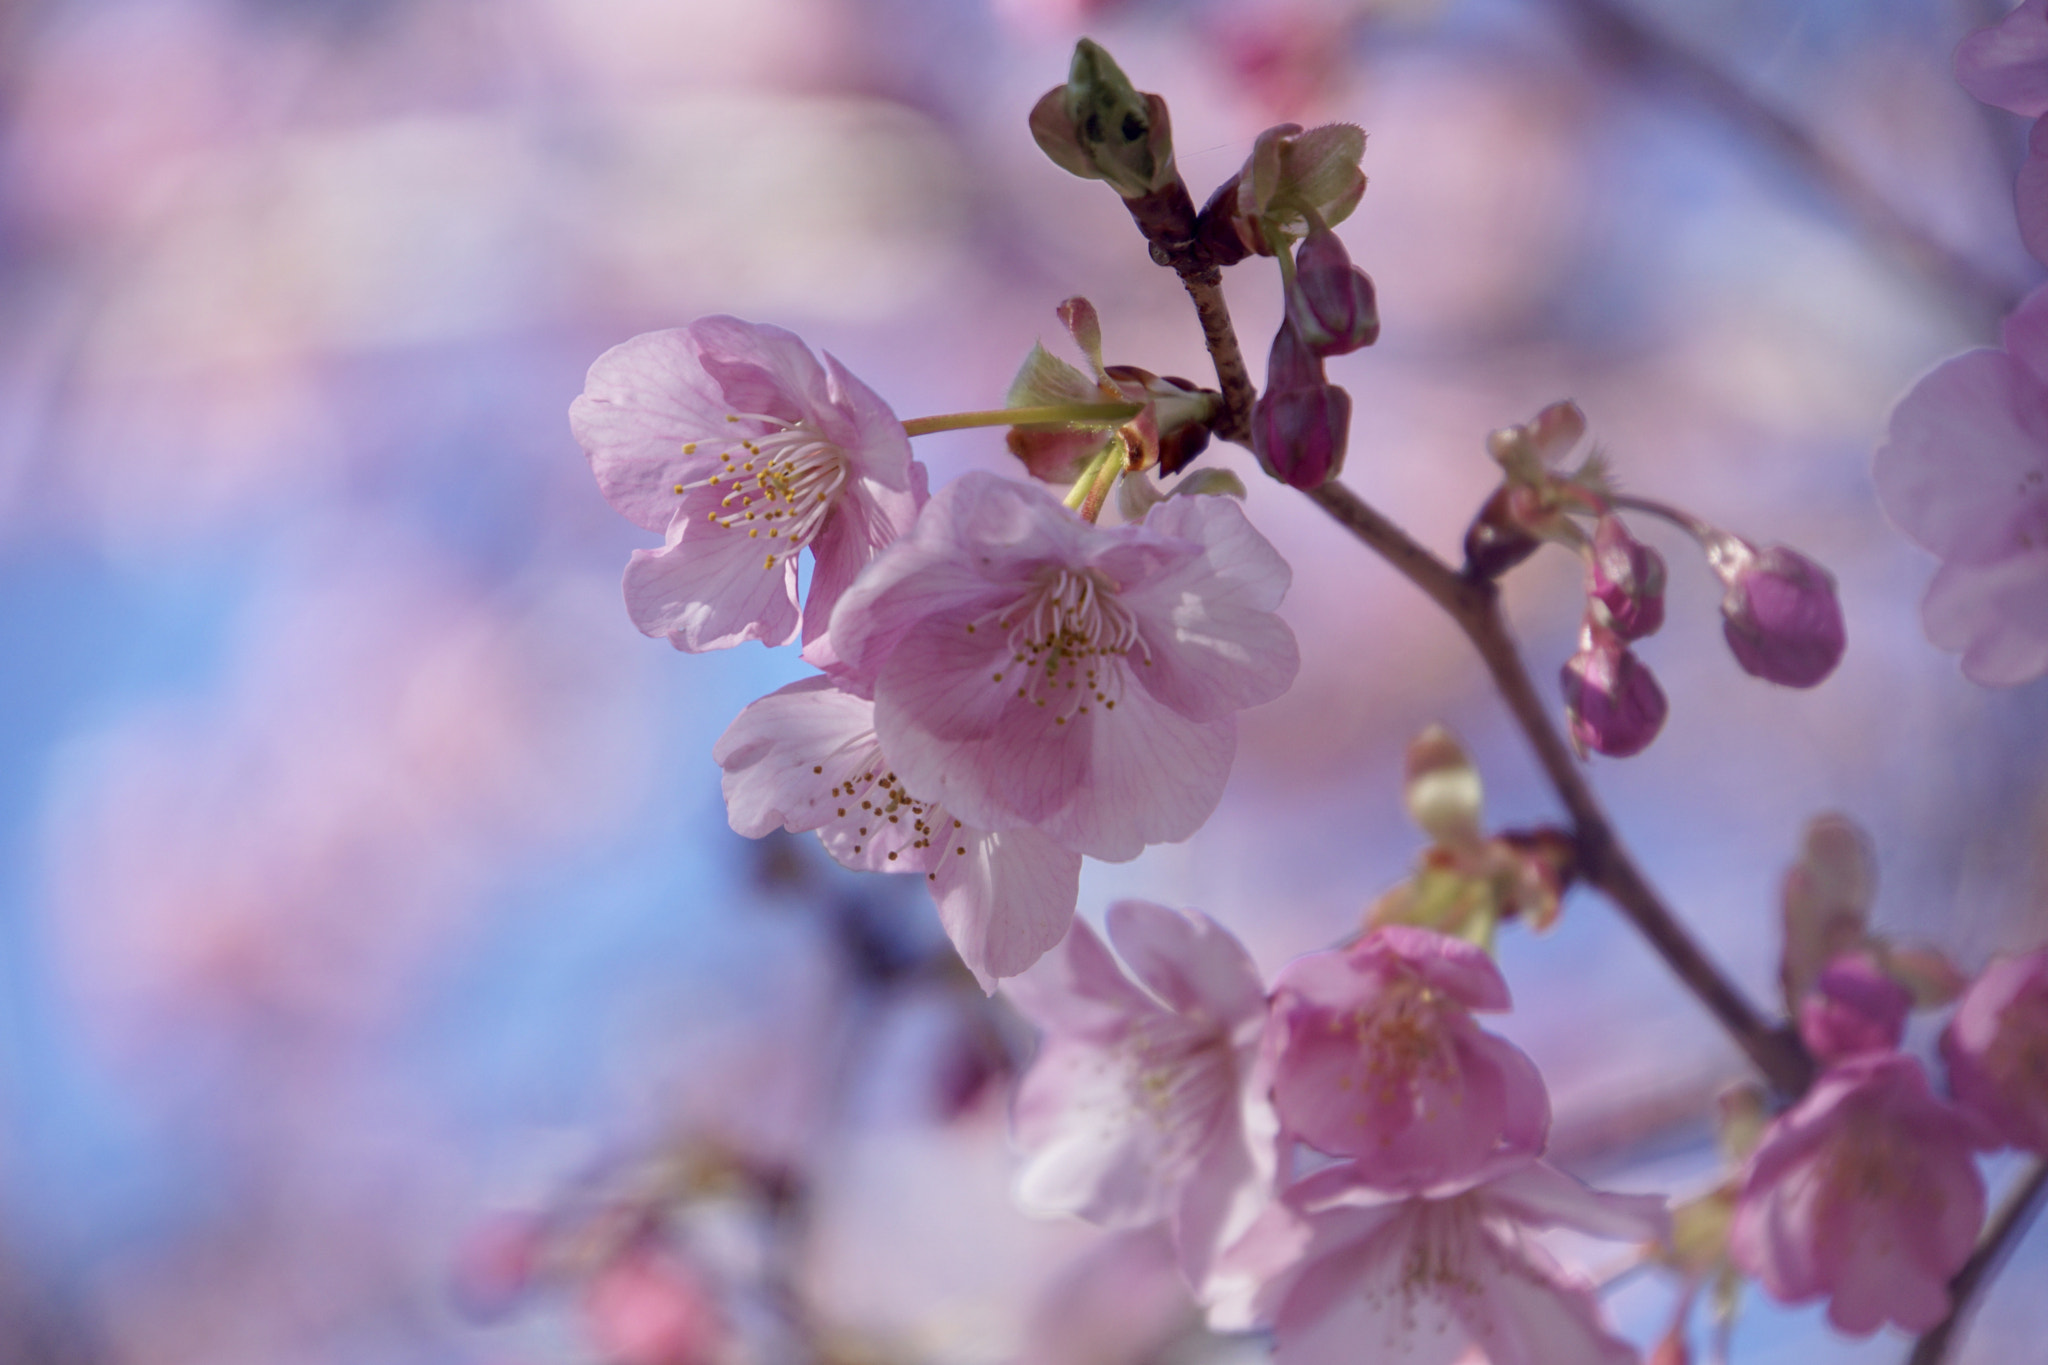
623, 522, 800, 652
929, 825, 1082, 986
1105, 899, 1267, 1026
1922, 551, 2048, 686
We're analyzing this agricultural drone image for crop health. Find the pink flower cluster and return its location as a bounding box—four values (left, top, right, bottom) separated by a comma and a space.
574, 319, 1300, 984
1007, 912, 1668, 1363
1871, 6, 2048, 685
1730, 904, 2048, 1335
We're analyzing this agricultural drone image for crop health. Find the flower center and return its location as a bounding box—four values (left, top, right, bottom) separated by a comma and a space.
821, 734, 967, 874
976, 567, 1149, 724
674, 413, 850, 570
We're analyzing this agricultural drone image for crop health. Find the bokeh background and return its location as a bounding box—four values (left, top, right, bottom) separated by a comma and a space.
3, 0, 2046, 1361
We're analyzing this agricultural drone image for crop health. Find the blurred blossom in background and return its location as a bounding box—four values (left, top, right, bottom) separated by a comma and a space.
2, 0, 2046, 1362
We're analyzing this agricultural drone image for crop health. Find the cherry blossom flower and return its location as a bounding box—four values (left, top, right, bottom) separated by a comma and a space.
1956, 0, 2048, 262
580, 1239, 726, 1365
1005, 901, 1273, 1288
1875, 283, 2048, 685
1262, 926, 1549, 1191
1729, 1052, 1988, 1336
571, 316, 927, 653
1941, 946, 2048, 1154
826, 473, 1299, 862
714, 674, 1082, 986
1208, 1156, 1668, 1365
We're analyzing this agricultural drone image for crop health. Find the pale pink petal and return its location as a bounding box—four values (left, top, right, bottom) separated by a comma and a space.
1479, 1162, 1670, 1243
1105, 899, 1266, 1026
2017, 127, 2048, 269
623, 526, 799, 652
713, 676, 877, 836
1274, 1227, 1467, 1365
571, 328, 735, 533
822, 351, 922, 493
1875, 346, 2048, 565
1943, 948, 2048, 1152
877, 639, 1235, 861
1922, 552, 2048, 685
1005, 916, 1159, 1046
1456, 1236, 1637, 1365
687, 315, 834, 430
1123, 495, 1300, 721
1027, 691, 1235, 860
1013, 1049, 1180, 1226
1172, 1118, 1268, 1293
929, 825, 1082, 986
1956, 0, 2048, 117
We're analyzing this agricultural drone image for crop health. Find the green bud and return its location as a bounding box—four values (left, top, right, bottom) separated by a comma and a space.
1029, 40, 1177, 200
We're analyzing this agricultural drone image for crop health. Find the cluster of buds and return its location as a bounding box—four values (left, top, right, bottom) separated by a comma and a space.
1469, 400, 1847, 757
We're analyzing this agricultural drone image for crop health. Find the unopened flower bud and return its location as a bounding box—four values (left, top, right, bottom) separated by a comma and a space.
1797, 952, 1911, 1063
1287, 224, 1380, 356
1029, 40, 1177, 201
1709, 537, 1846, 687
1561, 624, 1667, 758
1463, 485, 1543, 579
1587, 515, 1667, 640
1251, 319, 1349, 488
1228, 121, 1367, 255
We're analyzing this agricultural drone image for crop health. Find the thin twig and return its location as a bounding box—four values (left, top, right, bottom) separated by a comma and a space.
1307, 482, 1814, 1098
1177, 267, 1256, 443
1908, 1159, 2048, 1365
1549, 0, 2020, 333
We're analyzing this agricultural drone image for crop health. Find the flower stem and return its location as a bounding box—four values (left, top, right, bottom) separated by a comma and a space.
902, 401, 1141, 437
1908, 1158, 2048, 1365
1608, 492, 1717, 545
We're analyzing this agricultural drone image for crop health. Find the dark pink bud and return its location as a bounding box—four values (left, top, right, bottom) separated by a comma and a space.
1712, 539, 1845, 687
1252, 319, 1349, 488
1287, 224, 1379, 356
1797, 952, 1911, 1064
582, 1243, 724, 1365
1463, 485, 1543, 579
1587, 515, 1666, 640
1560, 625, 1667, 757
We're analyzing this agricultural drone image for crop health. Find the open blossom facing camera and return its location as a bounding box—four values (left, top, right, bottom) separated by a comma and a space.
1263, 926, 1549, 1191
1876, 284, 2048, 685
827, 473, 1299, 862
570, 317, 927, 653
714, 674, 1082, 986
1006, 901, 1272, 1286
1730, 1052, 1988, 1336
1209, 1157, 1668, 1365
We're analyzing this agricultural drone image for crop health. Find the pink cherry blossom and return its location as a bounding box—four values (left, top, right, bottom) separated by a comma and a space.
1006, 901, 1273, 1289
1941, 946, 2048, 1154
825, 473, 1299, 862
580, 1240, 725, 1365
1957, 0, 2048, 117
1262, 926, 1549, 1192
1957, 1, 2048, 261
714, 674, 1082, 986
1729, 1052, 1988, 1336
1875, 283, 2048, 684
1208, 1156, 1668, 1365
570, 317, 927, 652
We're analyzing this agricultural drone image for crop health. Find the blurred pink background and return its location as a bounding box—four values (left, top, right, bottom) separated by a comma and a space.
2, 0, 2045, 1361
